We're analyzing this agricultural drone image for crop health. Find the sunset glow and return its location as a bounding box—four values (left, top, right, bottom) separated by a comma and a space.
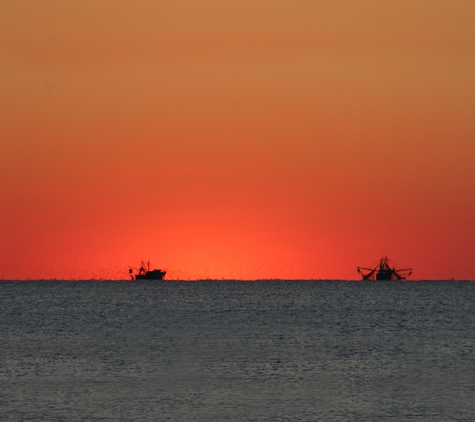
1, 1, 475, 279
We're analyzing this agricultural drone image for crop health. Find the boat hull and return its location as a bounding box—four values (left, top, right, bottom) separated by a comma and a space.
135, 270, 166, 280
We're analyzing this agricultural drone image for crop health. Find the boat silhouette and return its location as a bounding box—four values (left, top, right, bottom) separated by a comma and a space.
129, 261, 166, 280
357, 256, 412, 280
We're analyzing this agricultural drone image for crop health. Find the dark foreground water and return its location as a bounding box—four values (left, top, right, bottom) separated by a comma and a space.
1, 280, 475, 421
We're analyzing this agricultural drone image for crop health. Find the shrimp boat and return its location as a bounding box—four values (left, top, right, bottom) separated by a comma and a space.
129, 261, 166, 280
357, 256, 412, 281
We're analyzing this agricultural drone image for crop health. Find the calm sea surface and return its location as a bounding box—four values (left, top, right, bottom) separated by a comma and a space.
1, 280, 475, 421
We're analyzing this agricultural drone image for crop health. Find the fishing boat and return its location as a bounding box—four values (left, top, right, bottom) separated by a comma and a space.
357, 256, 412, 280
129, 261, 166, 280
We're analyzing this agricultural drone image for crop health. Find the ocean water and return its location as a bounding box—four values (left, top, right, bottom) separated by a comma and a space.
1, 280, 475, 421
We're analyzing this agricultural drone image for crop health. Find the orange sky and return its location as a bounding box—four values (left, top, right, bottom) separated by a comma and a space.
1, 1, 475, 280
